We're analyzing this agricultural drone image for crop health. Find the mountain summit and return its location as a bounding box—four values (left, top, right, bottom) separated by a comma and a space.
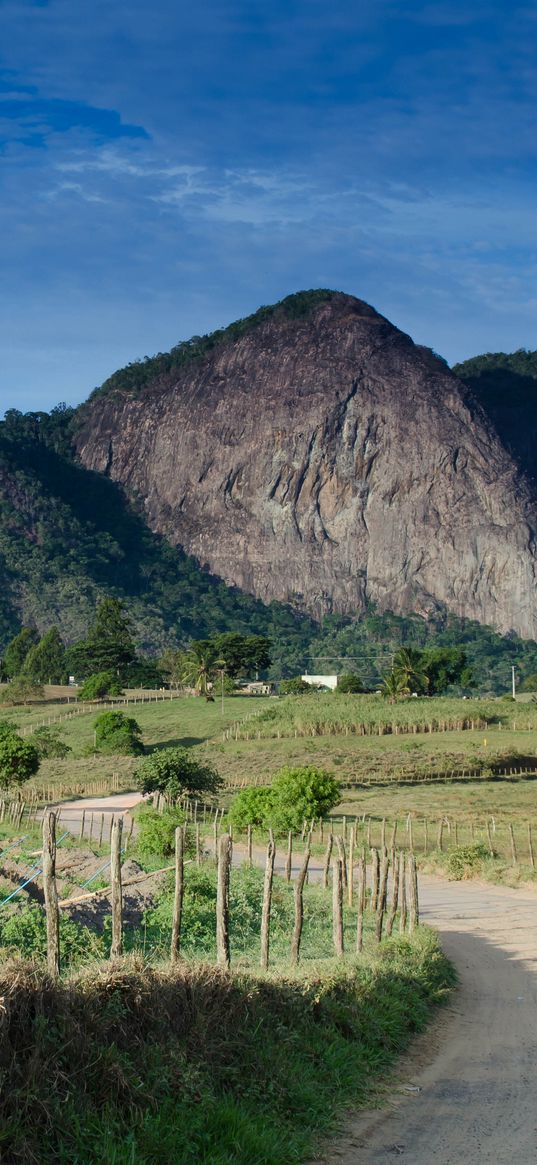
74, 290, 537, 638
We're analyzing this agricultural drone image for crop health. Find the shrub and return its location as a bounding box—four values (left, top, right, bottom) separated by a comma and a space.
3, 677, 44, 705
336, 674, 363, 694
446, 842, 491, 880
135, 805, 188, 859
32, 726, 71, 760
279, 678, 313, 695
78, 671, 123, 700
228, 786, 274, 830
135, 747, 222, 802
267, 766, 340, 833
0, 903, 105, 966
94, 711, 143, 755
0, 726, 39, 790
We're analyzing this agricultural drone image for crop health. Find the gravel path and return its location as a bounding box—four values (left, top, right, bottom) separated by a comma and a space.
314, 875, 537, 1165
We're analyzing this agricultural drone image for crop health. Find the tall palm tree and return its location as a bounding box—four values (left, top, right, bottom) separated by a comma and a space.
380, 669, 408, 704
392, 647, 429, 696
182, 640, 224, 699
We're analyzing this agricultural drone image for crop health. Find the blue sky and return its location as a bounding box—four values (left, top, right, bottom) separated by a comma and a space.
1, 0, 536, 413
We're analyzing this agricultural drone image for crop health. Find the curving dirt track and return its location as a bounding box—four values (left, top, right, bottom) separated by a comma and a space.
52, 794, 537, 1162
314, 875, 537, 1165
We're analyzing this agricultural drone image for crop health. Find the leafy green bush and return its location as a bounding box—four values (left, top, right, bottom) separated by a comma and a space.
0, 723, 39, 790
135, 805, 188, 859
279, 677, 314, 695
135, 747, 222, 801
268, 766, 340, 833
94, 710, 143, 755
446, 842, 491, 880
228, 786, 274, 829
78, 671, 123, 700
32, 726, 71, 759
0, 903, 105, 965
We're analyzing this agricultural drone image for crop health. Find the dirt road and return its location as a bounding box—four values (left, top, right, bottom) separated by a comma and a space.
50, 791, 144, 840
315, 875, 537, 1165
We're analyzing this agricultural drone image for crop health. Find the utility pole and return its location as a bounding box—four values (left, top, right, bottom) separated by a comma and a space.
512, 665, 516, 700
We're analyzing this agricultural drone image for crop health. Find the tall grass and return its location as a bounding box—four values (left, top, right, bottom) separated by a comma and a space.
0, 932, 454, 1164
231, 694, 537, 741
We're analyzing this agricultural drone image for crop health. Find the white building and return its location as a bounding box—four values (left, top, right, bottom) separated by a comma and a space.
300, 673, 339, 691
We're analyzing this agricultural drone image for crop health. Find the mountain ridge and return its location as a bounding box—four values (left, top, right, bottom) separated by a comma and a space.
73, 291, 537, 639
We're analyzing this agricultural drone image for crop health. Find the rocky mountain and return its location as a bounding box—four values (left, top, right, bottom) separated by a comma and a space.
74, 290, 537, 640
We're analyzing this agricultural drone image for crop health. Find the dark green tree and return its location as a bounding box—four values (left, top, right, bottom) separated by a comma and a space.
212, 633, 272, 677
94, 711, 144, 755
23, 627, 67, 684
78, 671, 123, 700
421, 647, 473, 694
4, 627, 39, 679
135, 747, 222, 803
68, 598, 136, 680
336, 673, 364, 693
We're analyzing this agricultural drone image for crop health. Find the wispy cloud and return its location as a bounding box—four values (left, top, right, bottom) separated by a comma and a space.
0, 0, 536, 410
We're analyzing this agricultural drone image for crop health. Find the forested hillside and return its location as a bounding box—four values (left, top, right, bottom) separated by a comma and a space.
453, 349, 537, 484
0, 407, 312, 664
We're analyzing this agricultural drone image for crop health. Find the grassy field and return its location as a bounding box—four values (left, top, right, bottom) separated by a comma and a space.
12, 695, 270, 799
5, 689, 537, 883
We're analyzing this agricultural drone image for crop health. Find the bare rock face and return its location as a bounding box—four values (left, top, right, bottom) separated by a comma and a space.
74, 292, 537, 638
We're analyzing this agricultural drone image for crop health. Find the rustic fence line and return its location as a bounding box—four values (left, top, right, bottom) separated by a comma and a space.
14, 691, 184, 736
33, 811, 418, 975
222, 762, 537, 791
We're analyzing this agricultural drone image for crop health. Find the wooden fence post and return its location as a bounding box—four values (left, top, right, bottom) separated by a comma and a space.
385, 849, 400, 937
171, 826, 184, 961
260, 833, 276, 970
509, 823, 518, 866
79, 809, 86, 842
437, 819, 444, 852
98, 813, 105, 848
291, 845, 311, 966
216, 834, 232, 969
423, 817, 428, 855
285, 830, 293, 882
370, 848, 380, 911
336, 835, 348, 890
110, 816, 123, 958
356, 852, 366, 953
348, 826, 355, 907
213, 814, 219, 866
322, 833, 333, 890
390, 819, 398, 851
247, 824, 253, 867
528, 822, 535, 869
42, 810, 60, 977
408, 853, 419, 933
399, 852, 407, 933
375, 852, 390, 943
332, 857, 344, 957
486, 818, 494, 857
